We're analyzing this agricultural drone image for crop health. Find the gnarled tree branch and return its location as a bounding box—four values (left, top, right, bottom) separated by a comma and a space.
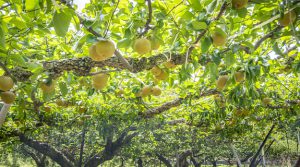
19, 134, 74, 167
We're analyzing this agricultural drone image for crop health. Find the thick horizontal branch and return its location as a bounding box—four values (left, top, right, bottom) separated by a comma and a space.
141, 89, 219, 118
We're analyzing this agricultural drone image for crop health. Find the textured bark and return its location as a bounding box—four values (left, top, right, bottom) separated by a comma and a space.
84, 127, 137, 167
19, 134, 74, 167
137, 158, 143, 167
190, 157, 201, 167
294, 156, 300, 167
250, 124, 275, 167
155, 153, 172, 167
0, 104, 11, 128
10, 53, 185, 81
141, 89, 219, 118
176, 150, 192, 167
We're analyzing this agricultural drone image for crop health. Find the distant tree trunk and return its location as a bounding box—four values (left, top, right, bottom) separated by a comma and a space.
137, 158, 143, 167
294, 156, 300, 167
190, 157, 201, 167
212, 160, 217, 167
156, 153, 172, 167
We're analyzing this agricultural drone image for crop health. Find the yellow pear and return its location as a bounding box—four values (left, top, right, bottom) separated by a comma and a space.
140, 86, 152, 97
56, 99, 67, 106
212, 32, 226, 47
89, 44, 104, 61
262, 97, 272, 105
155, 71, 168, 80
0, 76, 14, 91
134, 38, 151, 55
164, 61, 176, 69
151, 38, 160, 50
92, 74, 109, 90
232, 0, 248, 9
44, 106, 51, 112
216, 75, 228, 90
279, 11, 297, 27
151, 66, 162, 76
234, 71, 245, 82
79, 107, 87, 114
94, 40, 115, 60
40, 81, 56, 93
0, 91, 16, 104
151, 87, 162, 96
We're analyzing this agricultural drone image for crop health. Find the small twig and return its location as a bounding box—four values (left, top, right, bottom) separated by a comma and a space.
114, 50, 133, 71
139, 0, 153, 37
166, 0, 184, 16
104, 0, 121, 38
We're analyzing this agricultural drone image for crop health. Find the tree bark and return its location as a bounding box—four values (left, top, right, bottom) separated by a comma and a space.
19, 134, 74, 167
156, 153, 172, 167
0, 103, 11, 128
137, 158, 143, 167
190, 157, 201, 167
84, 127, 137, 167
250, 124, 275, 167
294, 156, 300, 167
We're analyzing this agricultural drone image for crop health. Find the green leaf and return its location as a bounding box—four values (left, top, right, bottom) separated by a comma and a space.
53, 9, 72, 37
207, 0, 217, 13
237, 8, 248, 18
201, 37, 211, 53
208, 62, 218, 81
188, 0, 202, 11
191, 21, 207, 30
25, 0, 39, 11
11, 54, 26, 66
59, 82, 68, 97
224, 54, 235, 67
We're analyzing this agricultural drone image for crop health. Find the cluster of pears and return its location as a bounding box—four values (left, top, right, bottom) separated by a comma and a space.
151, 66, 169, 81
0, 76, 15, 104
136, 85, 162, 97
89, 40, 116, 61
216, 71, 245, 90
134, 37, 160, 55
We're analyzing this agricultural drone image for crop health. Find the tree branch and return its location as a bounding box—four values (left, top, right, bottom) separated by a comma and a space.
253, 26, 282, 51
0, 104, 11, 129
155, 153, 172, 167
139, 0, 153, 37
84, 127, 137, 167
187, 2, 228, 56
249, 124, 275, 167
141, 89, 219, 118
19, 134, 74, 167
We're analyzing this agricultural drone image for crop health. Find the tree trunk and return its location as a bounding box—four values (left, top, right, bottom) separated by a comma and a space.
190, 157, 201, 167
212, 160, 217, 167
137, 158, 143, 167
294, 156, 300, 167
156, 153, 172, 167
